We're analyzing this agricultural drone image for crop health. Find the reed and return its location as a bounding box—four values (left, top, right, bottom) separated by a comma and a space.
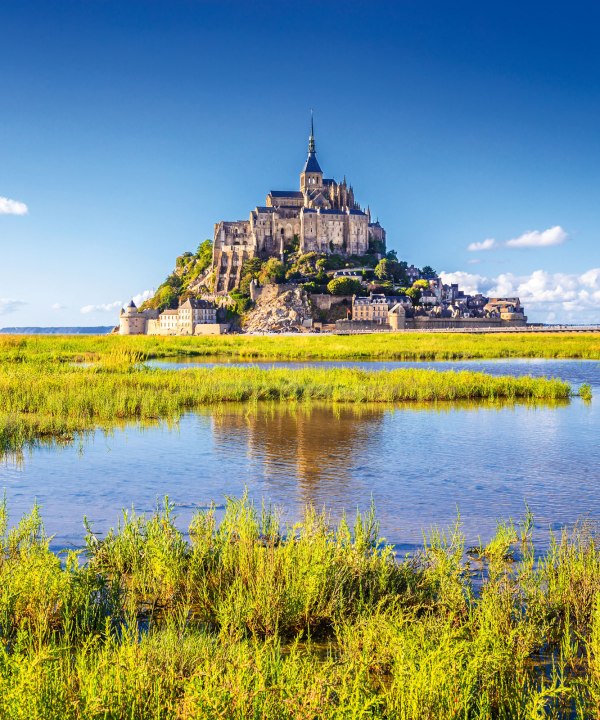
0, 497, 599, 718
0, 361, 572, 453
1, 331, 599, 363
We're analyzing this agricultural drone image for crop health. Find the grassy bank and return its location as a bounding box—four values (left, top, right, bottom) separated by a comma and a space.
0, 497, 599, 718
0, 361, 572, 453
1, 331, 599, 362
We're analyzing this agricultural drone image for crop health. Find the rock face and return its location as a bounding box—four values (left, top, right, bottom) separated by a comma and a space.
243, 285, 312, 334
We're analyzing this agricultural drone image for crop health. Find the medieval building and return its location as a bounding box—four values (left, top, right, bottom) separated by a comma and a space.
212, 119, 387, 292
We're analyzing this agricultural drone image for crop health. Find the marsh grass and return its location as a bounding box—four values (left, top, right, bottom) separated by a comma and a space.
0, 359, 572, 454
1, 331, 599, 363
0, 497, 600, 717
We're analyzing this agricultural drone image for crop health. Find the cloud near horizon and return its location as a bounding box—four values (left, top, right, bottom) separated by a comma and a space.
0, 196, 28, 215
468, 226, 568, 252
0, 298, 27, 315
80, 290, 153, 315
439, 268, 600, 323
80, 300, 123, 314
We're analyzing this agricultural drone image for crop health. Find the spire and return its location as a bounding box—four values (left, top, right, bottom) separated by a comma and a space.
308, 110, 315, 154
302, 109, 322, 175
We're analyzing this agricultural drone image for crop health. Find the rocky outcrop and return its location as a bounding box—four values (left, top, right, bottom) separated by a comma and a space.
243, 285, 312, 333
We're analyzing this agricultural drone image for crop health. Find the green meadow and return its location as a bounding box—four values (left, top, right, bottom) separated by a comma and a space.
1, 331, 599, 362
0, 497, 600, 718
0, 333, 596, 717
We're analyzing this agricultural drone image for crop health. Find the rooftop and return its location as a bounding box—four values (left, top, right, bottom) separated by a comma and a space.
268, 190, 303, 198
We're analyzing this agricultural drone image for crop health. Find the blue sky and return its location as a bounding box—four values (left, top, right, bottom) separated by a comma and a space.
1, 0, 599, 325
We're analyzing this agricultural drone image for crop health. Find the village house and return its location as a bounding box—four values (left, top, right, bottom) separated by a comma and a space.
119, 299, 226, 336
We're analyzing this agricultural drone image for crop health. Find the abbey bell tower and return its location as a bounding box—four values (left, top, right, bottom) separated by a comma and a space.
300, 115, 323, 193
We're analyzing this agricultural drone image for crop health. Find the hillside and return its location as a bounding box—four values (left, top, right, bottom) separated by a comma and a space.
140, 240, 214, 311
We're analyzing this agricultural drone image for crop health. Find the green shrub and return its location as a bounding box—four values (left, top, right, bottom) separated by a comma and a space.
327, 277, 364, 296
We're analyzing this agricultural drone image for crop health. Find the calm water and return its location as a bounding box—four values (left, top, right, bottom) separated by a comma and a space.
1, 359, 598, 553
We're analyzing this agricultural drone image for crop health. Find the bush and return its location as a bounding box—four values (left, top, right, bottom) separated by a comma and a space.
302, 281, 327, 295
259, 258, 286, 285
195, 240, 213, 273
327, 278, 364, 296
413, 279, 430, 290
229, 291, 253, 315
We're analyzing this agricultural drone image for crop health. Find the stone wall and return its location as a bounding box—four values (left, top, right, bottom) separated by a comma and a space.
194, 323, 230, 335
310, 294, 353, 311
409, 317, 513, 330
335, 320, 392, 334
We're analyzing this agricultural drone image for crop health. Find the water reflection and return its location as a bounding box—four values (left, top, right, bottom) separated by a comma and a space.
212, 404, 385, 506
0, 390, 596, 554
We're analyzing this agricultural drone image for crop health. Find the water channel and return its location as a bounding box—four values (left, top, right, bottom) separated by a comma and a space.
0, 359, 598, 553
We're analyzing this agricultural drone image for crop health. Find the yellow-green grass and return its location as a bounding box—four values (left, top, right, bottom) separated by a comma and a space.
1, 330, 600, 363
0, 361, 571, 453
0, 497, 600, 718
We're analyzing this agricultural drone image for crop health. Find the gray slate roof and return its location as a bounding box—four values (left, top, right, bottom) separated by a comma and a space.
303, 152, 322, 174
268, 191, 303, 198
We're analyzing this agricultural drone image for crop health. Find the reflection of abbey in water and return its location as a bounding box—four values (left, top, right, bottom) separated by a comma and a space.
211, 406, 385, 499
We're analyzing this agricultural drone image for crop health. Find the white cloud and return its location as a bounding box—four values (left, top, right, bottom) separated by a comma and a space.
467, 238, 496, 252
80, 301, 122, 314
51, 303, 67, 311
0, 298, 27, 315
80, 290, 153, 315
439, 271, 487, 296
467, 225, 568, 252
0, 197, 28, 215
505, 226, 568, 248
132, 289, 153, 306
440, 267, 600, 324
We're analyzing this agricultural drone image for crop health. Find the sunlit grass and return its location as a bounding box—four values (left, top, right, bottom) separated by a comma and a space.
0, 359, 572, 454
0, 497, 599, 718
1, 331, 599, 363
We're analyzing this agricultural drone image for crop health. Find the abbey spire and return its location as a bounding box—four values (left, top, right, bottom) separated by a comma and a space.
308, 112, 316, 154
301, 112, 323, 191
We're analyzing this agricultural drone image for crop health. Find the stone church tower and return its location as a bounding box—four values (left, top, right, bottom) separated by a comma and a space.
212, 118, 387, 292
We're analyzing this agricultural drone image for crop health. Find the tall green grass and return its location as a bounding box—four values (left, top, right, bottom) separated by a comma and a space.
0, 497, 600, 718
0, 359, 571, 454
1, 331, 599, 363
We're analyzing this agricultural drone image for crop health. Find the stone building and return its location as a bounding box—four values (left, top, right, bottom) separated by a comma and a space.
119, 300, 158, 335
352, 293, 410, 323
483, 297, 526, 322
212, 118, 387, 293
119, 298, 224, 335
177, 298, 217, 333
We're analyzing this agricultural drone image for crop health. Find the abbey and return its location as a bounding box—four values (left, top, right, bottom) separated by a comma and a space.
213, 120, 386, 292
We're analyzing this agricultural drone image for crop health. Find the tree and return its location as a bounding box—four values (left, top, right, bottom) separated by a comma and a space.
259, 258, 286, 285
374, 258, 391, 281
405, 286, 422, 305
386, 250, 398, 262
394, 260, 409, 286
327, 277, 364, 296
241, 257, 264, 277
421, 265, 437, 280
154, 285, 179, 311
413, 279, 430, 290
302, 281, 327, 294
238, 273, 254, 296
195, 240, 213, 273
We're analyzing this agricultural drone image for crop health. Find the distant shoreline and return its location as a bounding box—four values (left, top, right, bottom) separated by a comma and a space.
0, 327, 115, 335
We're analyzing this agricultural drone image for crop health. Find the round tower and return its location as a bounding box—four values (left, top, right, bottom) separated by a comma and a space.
119, 300, 147, 335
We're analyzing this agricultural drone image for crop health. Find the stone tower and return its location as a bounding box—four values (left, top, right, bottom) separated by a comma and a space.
300, 114, 323, 193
